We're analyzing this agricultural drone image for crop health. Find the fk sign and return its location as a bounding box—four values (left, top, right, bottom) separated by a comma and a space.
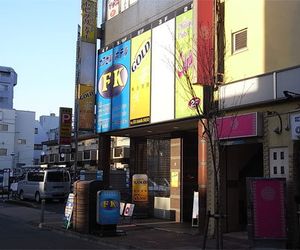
59, 107, 72, 145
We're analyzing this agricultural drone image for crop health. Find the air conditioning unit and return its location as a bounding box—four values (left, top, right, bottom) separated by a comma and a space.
112, 146, 130, 159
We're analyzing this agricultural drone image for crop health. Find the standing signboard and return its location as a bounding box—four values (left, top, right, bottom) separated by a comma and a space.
247, 178, 287, 248
64, 193, 75, 229
132, 174, 148, 203
97, 190, 120, 225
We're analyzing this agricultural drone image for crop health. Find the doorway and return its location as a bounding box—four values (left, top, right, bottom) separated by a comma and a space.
220, 143, 263, 232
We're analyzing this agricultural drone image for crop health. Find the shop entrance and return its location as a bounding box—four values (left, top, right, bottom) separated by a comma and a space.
182, 132, 198, 222
220, 142, 263, 232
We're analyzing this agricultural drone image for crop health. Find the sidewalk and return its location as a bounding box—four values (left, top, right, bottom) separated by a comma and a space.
2, 199, 250, 249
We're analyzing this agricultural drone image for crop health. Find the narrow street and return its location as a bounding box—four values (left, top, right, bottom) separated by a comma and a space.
0, 200, 117, 249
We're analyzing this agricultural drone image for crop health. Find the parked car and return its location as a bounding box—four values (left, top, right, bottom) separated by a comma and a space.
17, 168, 71, 202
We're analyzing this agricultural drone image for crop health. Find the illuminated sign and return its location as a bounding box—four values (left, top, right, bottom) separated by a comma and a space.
132, 174, 148, 203
97, 190, 120, 225
59, 107, 72, 145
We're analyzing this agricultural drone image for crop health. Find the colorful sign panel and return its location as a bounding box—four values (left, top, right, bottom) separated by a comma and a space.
78, 84, 94, 130
81, 0, 97, 43
248, 178, 287, 239
59, 107, 72, 145
151, 16, 175, 123
175, 9, 203, 119
217, 112, 262, 140
130, 30, 151, 126
107, 0, 120, 20
132, 174, 148, 203
290, 113, 300, 140
64, 193, 74, 229
97, 190, 120, 225
112, 41, 131, 130
96, 48, 113, 132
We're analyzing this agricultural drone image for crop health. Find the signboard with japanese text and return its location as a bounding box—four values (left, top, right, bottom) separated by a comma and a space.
132, 174, 148, 203
81, 0, 97, 43
290, 113, 300, 140
78, 84, 94, 130
130, 29, 151, 126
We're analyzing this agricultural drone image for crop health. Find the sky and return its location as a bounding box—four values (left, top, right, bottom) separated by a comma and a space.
0, 0, 83, 119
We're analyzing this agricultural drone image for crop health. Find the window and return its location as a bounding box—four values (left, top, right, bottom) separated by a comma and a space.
70, 153, 75, 161
232, 28, 247, 53
0, 84, 8, 91
47, 171, 70, 182
49, 154, 55, 163
34, 128, 38, 134
18, 139, 26, 144
59, 154, 65, 162
0, 124, 8, 131
0, 97, 8, 104
0, 71, 10, 77
0, 148, 7, 156
34, 144, 43, 150
83, 150, 91, 160
28, 172, 44, 182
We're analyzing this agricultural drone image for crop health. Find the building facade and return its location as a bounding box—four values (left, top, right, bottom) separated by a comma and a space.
0, 66, 17, 109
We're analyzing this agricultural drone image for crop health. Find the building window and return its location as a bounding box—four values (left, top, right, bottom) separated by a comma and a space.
232, 28, 247, 54
34, 128, 38, 134
0, 124, 8, 131
70, 153, 75, 161
59, 154, 65, 162
83, 150, 91, 160
49, 154, 55, 163
0, 84, 9, 91
0, 71, 11, 77
0, 97, 8, 104
0, 148, 7, 156
18, 139, 26, 144
34, 144, 43, 150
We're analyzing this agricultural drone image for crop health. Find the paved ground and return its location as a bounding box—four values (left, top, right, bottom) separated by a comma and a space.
1, 198, 252, 249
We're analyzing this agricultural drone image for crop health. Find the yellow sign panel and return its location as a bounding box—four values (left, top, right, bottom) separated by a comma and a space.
130, 30, 151, 126
81, 0, 97, 43
132, 174, 148, 203
78, 84, 94, 130
171, 171, 179, 188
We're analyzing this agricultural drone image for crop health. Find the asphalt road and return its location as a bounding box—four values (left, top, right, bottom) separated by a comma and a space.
0, 201, 117, 249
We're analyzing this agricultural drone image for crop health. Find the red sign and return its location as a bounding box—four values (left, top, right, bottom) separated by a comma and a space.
250, 179, 286, 239
217, 112, 262, 139
59, 107, 72, 145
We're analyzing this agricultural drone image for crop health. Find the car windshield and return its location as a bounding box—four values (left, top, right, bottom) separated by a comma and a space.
46, 171, 69, 182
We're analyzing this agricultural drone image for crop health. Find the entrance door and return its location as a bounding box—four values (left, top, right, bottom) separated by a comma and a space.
220, 143, 263, 232
182, 133, 198, 222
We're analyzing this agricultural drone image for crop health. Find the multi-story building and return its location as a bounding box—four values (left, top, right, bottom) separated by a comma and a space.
93, 0, 300, 247
0, 66, 17, 109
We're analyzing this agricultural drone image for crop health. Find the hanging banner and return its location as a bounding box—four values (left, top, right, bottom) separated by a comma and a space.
132, 174, 148, 203
130, 29, 152, 126
78, 84, 95, 130
175, 8, 203, 119
111, 40, 131, 130
96, 48, 113, 132
59, 107, 72, 145
81, 0, 97, 43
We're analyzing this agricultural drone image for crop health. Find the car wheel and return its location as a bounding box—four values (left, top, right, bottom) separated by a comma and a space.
35, 192, 41, 203
19, 190, 24, 201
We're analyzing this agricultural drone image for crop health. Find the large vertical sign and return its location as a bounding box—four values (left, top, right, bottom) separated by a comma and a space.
175, 8, 203, 119
78, 84, 95, 130
59, 107, 72, 145
111, 41, 131, 130
248, 178, 287, 240
96, 48, 113, 132
151, 15, 175, 123
81, 0, 97, 43
130, 29, 152, 126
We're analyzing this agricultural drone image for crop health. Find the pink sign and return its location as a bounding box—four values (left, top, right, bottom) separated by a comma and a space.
251, 179, 286, 239
217, 112, 262, 139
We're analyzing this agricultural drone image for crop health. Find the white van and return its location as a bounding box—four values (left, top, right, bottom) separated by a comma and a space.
17, 168, 71, 202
